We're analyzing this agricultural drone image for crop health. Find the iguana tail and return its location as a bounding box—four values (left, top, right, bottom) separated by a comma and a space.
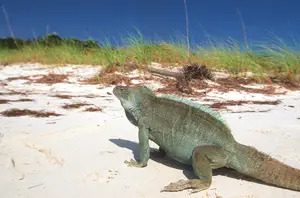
230, 143, 300, 191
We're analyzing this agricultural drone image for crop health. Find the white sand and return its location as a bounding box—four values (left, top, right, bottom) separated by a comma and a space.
0, 63, 300, 198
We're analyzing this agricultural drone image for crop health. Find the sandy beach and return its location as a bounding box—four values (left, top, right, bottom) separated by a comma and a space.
0, 64, 299, 198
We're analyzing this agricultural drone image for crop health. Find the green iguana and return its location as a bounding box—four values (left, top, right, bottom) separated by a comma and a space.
113, 85, 300, 193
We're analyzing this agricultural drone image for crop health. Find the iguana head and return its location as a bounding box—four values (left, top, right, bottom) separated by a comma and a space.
113, 85, 153, 111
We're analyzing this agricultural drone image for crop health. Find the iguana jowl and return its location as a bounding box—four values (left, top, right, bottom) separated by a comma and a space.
113, 85, 300, 192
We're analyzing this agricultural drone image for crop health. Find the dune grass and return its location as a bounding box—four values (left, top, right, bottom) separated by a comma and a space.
196, 38, 300, 81
0, 33, 299, 82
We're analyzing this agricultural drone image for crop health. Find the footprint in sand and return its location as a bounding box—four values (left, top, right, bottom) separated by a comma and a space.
25, 143, 64, 166
85, 172, 100, 182
106, 169, 119, 183
85, 169, 119, 183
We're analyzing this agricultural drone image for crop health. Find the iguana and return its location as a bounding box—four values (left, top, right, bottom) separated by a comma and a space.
113, 85, 300, 192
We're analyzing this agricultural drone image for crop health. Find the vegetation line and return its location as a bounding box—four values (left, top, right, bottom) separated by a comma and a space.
0, 32, 299, 83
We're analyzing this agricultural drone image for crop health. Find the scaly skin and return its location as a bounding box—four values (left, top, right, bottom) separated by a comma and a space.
113, 85, 300, 192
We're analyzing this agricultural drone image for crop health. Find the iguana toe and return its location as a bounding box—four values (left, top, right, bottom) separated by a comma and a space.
161, 179, 190, 192
124, 159, 147, 168
161, 179, 210, 193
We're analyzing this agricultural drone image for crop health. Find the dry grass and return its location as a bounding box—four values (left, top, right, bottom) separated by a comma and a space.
0, 98, 34, 104
1, 108, 61, 117
61, 102, 91, 109
84, 107, 103, 112
209, 100, 281, 109
34, 74, 68, 84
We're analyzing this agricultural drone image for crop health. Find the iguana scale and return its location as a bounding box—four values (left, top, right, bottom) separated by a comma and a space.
113, 85, 300, 192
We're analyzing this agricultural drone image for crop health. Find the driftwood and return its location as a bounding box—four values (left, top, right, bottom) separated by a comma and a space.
148, 63, 212, 93
148, 67, 191, 93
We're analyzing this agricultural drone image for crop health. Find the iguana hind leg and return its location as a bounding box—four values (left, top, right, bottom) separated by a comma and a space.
162, 146, 229, 193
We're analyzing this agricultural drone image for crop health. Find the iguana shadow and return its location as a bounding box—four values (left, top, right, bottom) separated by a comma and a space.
109, 138, 265, 185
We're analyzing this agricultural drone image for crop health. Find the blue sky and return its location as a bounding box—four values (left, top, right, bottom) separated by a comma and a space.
0, 0, 299, 44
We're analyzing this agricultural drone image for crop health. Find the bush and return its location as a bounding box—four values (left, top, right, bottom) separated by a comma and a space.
38, 33, 63, 47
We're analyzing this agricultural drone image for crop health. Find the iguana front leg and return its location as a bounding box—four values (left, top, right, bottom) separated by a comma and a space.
162, 146, 229, 193
125, 123, 150, 168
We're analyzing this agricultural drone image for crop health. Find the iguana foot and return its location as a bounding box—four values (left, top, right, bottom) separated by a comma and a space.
161, 179, 210, 192
161, 179, 190, 192
124, 159, 147, 168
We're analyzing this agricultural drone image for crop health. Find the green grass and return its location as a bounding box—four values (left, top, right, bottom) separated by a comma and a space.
0, 33, 299, 82
196, 38, 300, 80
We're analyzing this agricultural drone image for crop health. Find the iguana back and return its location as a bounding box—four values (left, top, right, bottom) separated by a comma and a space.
143, 95, 235, 163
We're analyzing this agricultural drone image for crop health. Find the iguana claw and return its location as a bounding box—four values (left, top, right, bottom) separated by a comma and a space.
161, 179, 209, 193
124, 159, 147, 168
161, 179, 190, 192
